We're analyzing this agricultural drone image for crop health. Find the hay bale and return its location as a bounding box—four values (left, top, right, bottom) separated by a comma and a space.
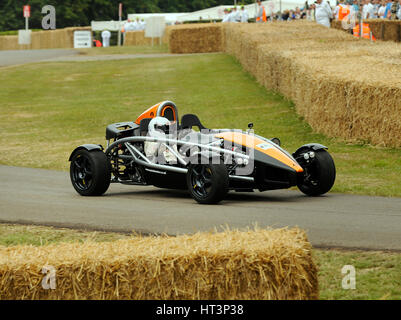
0, 27, 91, 51
221, 21, 401, 147
169, 23, 223, 53
331, 18, 401, 42
0, 35, 19, 51
0, 228, 318, 300
124, 31, 154, 46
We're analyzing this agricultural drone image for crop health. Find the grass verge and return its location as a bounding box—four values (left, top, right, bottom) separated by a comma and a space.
0, 224, 400, 300
0, 53, 400, 196
77, 44, 168, 55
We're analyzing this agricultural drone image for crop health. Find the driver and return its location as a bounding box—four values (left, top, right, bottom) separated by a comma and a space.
145, 117, 178, 164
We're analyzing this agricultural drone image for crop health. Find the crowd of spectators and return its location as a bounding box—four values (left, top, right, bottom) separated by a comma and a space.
220, 0, 401, 27
123, 18, 146, 31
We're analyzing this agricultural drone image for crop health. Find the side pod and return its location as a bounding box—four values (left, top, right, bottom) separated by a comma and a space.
68, 144, 104, 161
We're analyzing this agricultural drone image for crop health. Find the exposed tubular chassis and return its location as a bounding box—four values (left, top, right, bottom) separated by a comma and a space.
104, 135, 255, 184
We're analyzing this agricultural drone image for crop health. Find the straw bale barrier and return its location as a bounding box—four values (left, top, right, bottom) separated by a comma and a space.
332, 19, 401, 42
0, 27, 91, 51
0, 35, 19, 50
124, 31, 163, 46
169, 23, 223, 53
0, 228, 318, 300
220, 21, 401, 147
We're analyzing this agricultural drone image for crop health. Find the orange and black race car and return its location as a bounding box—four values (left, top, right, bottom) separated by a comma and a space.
69, 101, 336, 204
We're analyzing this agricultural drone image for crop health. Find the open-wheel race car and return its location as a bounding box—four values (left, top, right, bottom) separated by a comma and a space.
69, 101, 336, 204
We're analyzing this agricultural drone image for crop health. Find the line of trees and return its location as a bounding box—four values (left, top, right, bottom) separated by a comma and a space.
0, 0, 256, 31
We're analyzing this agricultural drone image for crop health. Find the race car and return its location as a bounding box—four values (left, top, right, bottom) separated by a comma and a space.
69, 101, 336, 204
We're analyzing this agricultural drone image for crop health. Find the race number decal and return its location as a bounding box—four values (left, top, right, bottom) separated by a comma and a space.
256, 143, 273, 150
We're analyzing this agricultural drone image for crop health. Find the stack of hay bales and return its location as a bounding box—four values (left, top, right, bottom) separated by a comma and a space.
332, 19, 401, 42
0, 27, 91, 51
169, 23, 223, 53
124, 31, 154, 46
223, 22, 401, 147
122, 27, 171, 46
0, 228, 318, 300
0, 35, 19, 50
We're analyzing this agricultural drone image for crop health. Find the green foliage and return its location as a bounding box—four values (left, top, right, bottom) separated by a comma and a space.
0, 0, 256, 32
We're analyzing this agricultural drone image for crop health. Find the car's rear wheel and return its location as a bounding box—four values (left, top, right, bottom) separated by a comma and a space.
186, 164, 229, 204
70, 149, 111, 196
297, 149, 336, 196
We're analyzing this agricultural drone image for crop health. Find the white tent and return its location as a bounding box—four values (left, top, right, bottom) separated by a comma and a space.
92, 0, 338, 31
128, 13, 188, 25
176, 1, 337, 22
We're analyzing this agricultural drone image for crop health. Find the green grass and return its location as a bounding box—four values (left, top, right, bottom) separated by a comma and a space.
0, 53, 401, 196
77, 44, 168, 55
315, 249, 401, 300
1, 224, 400, 300
0, 224, 127, 246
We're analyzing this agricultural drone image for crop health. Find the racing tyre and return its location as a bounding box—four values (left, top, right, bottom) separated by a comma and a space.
186, 164, 229, 204
297, 149, 336, 196
70, 149, 111, 196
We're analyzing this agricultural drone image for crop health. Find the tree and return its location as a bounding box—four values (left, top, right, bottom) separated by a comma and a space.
0, 0, 256, 31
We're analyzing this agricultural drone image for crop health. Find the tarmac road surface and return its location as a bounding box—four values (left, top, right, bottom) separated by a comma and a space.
0, 49, 79, 67
0, 48, 207, 67
1, 165, 400, 250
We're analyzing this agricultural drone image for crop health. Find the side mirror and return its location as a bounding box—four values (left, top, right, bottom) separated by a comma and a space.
248, 122, 254, 129
271, 137, 281, 146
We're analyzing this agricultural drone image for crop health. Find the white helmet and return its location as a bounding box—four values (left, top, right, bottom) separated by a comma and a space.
148, 117, 171, 138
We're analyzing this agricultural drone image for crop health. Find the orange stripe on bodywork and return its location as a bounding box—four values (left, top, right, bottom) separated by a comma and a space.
215, 132, 303, 173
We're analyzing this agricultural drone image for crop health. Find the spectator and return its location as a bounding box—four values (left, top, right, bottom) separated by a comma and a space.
363, 0, 375, 19
315, 0, 333, 27
232, 7, 241, 22
135, 18, 142, 30
282, 10, 290, 20
352, 0, 360, 16
334, 1, 347, 20
307, 5, 316, 21
398, 0, 401, 19
372, 0, 381, 18
93, 39, 102, 47
391, 0, 399, 18
300, 7, 307, 19
384, 0, 394, 18
228, 8, 237, 22
240, 5, 249, 23
295, 7, 302, 19
378, 0, 387, 17
140, 19, 146, 30
256, 0, 267, 22
123, 19, 134, 32
222, 8, 229, 22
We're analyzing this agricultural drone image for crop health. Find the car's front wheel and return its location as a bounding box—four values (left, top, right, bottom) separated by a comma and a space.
70, 149, 111, 196
186, 164, 229, 204
297, 149, 336, 196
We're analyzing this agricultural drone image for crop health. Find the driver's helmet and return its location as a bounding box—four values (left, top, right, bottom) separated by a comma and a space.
148, 116, 172, 138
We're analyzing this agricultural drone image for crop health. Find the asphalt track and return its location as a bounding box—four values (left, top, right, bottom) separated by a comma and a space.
0, 49, 79, 67
1, 165, 400, 251
0, 48, 203, 67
